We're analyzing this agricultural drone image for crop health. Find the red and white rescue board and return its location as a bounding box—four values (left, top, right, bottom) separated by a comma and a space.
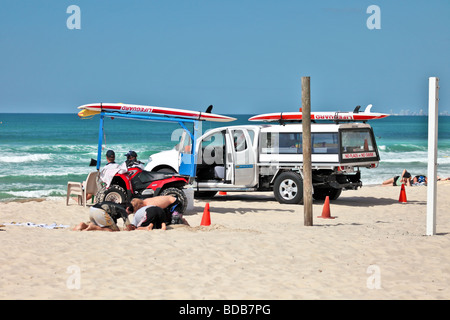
77, 103, 236, 122
248, 105, 389, 122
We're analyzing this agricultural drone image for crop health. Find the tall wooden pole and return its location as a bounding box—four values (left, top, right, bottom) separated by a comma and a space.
302, 77, 313, 226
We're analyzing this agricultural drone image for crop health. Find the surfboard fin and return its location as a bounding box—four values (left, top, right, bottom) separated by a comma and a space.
353, 105, 361, 113
205, 105, 213, 113
365, 104, 373, 113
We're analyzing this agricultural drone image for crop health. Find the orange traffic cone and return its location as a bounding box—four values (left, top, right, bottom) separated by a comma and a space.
200, 203, 211, 226
317, 196, 335, 219
399, 184, 407, 203
364, 139, 369, 151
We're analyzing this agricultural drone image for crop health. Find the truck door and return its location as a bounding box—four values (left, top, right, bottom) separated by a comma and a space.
228, 128, 257, 186
197, 130, 227, 182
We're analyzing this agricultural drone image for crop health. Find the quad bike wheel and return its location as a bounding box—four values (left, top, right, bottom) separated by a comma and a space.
159, 187, 188, 214
95, 185, 127, 204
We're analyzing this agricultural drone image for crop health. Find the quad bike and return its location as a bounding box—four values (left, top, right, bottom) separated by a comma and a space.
95, 166, 189, 213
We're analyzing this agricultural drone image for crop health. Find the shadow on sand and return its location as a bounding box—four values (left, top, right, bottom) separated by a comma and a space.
186, 192, 427, 216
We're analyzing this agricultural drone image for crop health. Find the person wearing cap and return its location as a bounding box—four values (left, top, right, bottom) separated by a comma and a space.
73, 150, 126, 204
99, 150, 127, 188
124, 150, 145, 170
382, 169, 412, 186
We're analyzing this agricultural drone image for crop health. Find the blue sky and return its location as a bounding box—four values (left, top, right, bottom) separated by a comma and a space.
0, 0, 449, 114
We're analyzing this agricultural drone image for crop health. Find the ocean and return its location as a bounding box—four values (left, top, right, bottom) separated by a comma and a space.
1, 113, 450, 202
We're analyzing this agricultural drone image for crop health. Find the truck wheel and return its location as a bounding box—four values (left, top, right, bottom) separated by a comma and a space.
273, 172, 303, 204
313, 187, 342, 201
95, 185, 128, 204
159, 187, 188, 214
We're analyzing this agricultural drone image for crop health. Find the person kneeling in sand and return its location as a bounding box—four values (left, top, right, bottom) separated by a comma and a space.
130, 196, 189, 231
73, 201, 134, 232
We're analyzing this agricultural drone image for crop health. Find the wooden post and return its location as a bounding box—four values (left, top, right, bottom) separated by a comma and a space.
302, 77, 313, 226
427, 77, 439, 236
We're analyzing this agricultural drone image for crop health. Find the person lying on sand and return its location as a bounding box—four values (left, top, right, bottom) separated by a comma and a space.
411, 175, 426, 186
411, 175, 450, 186
382, 169, 411, 187
130, 196, 189, 231
382, 171, 450, 187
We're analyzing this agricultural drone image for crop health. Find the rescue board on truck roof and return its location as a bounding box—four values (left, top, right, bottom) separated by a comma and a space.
78, 103, 237, 122
248, 104, 388, 122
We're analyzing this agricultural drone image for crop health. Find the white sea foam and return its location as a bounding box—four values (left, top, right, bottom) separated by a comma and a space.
0, 144, 98, 153
6, 189, 65, 198
0, 166, 93, 178
379, 150, 450, 164
0, 154, 53, 163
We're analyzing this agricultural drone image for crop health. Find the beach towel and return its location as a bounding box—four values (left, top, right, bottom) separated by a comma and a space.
2, 222, 70, 229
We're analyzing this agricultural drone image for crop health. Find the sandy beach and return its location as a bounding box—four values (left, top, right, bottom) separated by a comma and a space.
1, 182, 449, 300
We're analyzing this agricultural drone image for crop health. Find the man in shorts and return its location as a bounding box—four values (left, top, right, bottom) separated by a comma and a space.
133, 205, 170, 230
130, 196, 189, 230
73, 201, 133, 231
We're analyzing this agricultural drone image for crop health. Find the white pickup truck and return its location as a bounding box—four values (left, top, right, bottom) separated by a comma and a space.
145, 121, 380, 204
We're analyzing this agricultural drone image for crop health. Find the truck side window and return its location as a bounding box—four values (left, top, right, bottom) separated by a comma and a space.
247, 129, 255, 146
279, 133, 301, 153
260, 132, 301, 154
233, 130, 247, 152
260, 132, 275, 154
312, 133, 339, 154
260, 132, 339, 154
182, 131, 192, 153
201, 131, 225, 165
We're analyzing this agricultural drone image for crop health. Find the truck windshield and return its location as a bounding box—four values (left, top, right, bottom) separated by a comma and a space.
260, 132, 339, 154
340, 129, 377, 159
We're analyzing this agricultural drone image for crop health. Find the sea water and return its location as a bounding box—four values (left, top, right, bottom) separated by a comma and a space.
0, 113, 449, 201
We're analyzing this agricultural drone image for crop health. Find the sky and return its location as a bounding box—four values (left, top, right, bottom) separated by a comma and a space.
0, 0, 449, 115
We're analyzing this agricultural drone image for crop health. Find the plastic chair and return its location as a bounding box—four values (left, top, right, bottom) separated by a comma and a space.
66, 171, 99, 207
